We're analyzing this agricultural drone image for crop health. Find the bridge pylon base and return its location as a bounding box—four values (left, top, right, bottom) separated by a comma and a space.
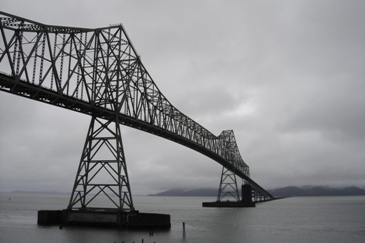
203, 182, 256, 207
202, 201, 255, 207
37, 209, 171, 229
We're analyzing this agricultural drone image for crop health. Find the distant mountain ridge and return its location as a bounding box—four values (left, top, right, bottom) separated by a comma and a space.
10, 190, 70, 194
269, 186, 365, 197
149, 188, 218, 197
149, 186, 365, 197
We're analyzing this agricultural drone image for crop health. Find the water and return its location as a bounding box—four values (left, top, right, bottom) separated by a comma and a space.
1, 192, 365, 243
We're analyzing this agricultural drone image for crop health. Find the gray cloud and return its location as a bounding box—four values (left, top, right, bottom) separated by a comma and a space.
1, 0, 364, 195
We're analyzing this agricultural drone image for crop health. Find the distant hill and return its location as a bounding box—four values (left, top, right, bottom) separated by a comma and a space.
268, 186, 365, 197
149, 188, 217, 197
10, 190, 70, 194
149, 186, 365, 197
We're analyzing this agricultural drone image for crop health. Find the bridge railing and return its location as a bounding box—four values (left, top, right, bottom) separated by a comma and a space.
0, 11, 253, 186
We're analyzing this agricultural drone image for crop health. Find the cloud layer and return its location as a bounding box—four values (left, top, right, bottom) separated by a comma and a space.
1, 0, 364, 195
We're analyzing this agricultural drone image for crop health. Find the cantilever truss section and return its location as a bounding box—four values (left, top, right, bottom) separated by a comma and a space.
68, 116, 134, 211
0, 11, 250, 182
0, 12, 274, 200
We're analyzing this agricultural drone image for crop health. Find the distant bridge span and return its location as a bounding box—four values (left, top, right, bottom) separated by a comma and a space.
0, 12, 273, 210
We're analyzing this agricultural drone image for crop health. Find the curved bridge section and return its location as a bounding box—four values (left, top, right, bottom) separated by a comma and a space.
0, 12, 272, 199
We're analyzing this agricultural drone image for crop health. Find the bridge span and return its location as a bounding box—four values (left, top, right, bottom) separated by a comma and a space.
0, 11, 273, 213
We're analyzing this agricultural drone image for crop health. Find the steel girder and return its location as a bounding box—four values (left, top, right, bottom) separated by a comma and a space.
0, 12, 273, 200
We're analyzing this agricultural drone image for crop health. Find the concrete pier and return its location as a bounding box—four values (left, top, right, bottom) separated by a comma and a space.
202, 200, 255, 207
38, 209, 171, 228
38, 210, 63, 225
202, 184, 256, 207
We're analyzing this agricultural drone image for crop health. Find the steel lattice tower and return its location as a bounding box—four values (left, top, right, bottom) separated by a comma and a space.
68, 116, 134, 211
216, 130, 247, 201
217, 167, 240, 201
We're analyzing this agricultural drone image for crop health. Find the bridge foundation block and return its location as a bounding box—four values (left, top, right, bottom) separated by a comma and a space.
37, 209, 171, 228
202, 201, 255, 207
202, 184, 256, 207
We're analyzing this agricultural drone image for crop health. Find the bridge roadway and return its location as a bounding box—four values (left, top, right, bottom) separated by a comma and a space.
0, 11, 273, 200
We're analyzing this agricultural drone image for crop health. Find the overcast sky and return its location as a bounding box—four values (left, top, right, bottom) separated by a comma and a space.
1, 0, 364, 195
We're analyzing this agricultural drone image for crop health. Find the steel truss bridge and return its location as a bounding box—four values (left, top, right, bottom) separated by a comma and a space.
0, 12, 273, 211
